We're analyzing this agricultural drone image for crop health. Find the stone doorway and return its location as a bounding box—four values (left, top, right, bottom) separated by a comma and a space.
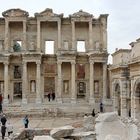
13, 82, 22, 100
44, 77, 55, 101
114, 83, 121, 116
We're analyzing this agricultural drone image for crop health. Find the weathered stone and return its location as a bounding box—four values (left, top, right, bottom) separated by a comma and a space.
105, 135, 121, 140
50, 125, 74, 138
33, 135, 55, 140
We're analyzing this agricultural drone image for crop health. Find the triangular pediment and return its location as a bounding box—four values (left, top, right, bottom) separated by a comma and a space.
35, 8, 63, 18
70, 10, 93, 18
2, 9, 29, 17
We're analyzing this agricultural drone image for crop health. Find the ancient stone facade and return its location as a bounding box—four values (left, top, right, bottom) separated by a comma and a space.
0, 9, 109, 107
110, 39, 140, 120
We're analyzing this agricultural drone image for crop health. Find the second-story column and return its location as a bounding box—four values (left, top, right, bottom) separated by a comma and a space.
22, 61, 28, 104
89, 19, 93, 50
23, 20, 27, 51
4, 20, 9, 52
58, 20, 61, 49
72, 20, 75, 50
37, 20, 41, 52
57, 61, 62, 103
89, 61, 95, 105
3, 62, 9, 104
71, 61, 76, 103
36, 61, 41, 104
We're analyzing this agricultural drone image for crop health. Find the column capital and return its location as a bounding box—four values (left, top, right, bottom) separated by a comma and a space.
4, 61, 9, 65
36, 61, 41, 65
71, 61, 76, 65
57, 61, 62, 65
89, 60, 94, 64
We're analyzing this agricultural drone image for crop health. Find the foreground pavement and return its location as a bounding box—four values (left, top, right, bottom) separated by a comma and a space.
0, 116, 83, 139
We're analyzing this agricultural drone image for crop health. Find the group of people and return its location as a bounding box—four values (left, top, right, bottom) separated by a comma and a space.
0, 114, 13, 139
47, 92, 55, 102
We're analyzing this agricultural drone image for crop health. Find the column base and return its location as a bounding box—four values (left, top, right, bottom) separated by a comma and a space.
22, 98, 27, 104
36, 98, 42, 104
89, 98, 95, 105
121, 108, 127, 117
3, 98, 9, 105
71, 98, 76, 104
57, 98, 62, 103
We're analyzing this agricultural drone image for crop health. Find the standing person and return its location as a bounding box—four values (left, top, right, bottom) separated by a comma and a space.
47, 93, 51, 102
92, 109, 96, 117
23, 115, 29, 128
52, 92, 55, 101
100, 102, 103, 113
0, 103, 2, 114
0, 94, 3, 104
1, 125, 6, 140
1, 114, 7, 125
6, 122, 13, 137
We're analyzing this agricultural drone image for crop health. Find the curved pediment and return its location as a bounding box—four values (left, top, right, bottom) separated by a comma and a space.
2, 9, 29, 17
35, 8, 63, 18
70, 10, 93, 18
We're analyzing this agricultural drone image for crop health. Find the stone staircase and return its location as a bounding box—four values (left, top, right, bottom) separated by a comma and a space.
3, 101, 93, 118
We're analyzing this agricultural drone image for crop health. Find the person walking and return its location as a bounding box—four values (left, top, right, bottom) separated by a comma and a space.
91, 109, 96, 117
6, 121, 13, 137
1, 125, 6, 140
100, 102, 104, 113
23, 115, 29, 128
1, 114, 7, 125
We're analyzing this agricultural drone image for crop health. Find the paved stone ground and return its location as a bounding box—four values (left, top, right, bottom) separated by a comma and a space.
0, 116, 83, 139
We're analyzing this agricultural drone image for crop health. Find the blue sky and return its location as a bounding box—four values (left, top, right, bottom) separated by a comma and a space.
0, 0, 140, 63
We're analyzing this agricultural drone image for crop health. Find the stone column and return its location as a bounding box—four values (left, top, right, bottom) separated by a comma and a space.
131, 78, 135, 118
103, 62, 107, 103
71, 61, 76, 103
58, 20, 61, 49
3, 62, 9, 104
89, 19, 93, 50
4, 20, 9, 51
37, 20, 41, 52
57, 61, 62, 103
23, 20, 27, 51
72, 20, 75, 50
120, 79, 127, 117
22, 61, 27, 104
89, 61, 95, 105
36, 61, 41, 104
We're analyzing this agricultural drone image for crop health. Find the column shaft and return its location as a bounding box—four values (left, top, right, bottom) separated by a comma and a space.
71, 62, 76, 103
89, 20, 93, 50
3, 62, 9, 104
4, 20, 9, 51
57, 61, 62, 103
103, 63, 107, 100
23, 21, 27, 51
37, 21, 40, 51
22, 62, 27, 104
36, 61, 41, 104
58, 20, 61, 49
72, 20, 75, 50
89, 61, 95, 104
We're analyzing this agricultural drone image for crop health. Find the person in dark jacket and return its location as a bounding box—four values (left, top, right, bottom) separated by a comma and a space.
92, 109, 96, 117
1, 114, 7, 125
23, 115, 29, 128
1, 125, 6, 140
100, 102, 104, 113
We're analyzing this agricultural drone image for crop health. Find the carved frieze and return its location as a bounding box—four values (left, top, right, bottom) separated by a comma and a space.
2, 9, 29, 17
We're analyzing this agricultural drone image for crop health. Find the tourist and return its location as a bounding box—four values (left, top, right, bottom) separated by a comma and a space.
0, 103, 3, 114
91, 109, 96, 117
1, 125, 6, 140
47, 93, 51, 102
100, 102, 103, 113
23, 115, 29, 128
52, 92, 55, 101
1, 114, 7, 125
6, 121, 13, 137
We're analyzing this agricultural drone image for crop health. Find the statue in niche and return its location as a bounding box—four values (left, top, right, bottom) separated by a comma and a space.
94, 81, 99, 94
13, 42, 21, 52
31, 80, 36, 92
64, 81, 68, 93
14, 66, 21, 79
95, 41, 100, 50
